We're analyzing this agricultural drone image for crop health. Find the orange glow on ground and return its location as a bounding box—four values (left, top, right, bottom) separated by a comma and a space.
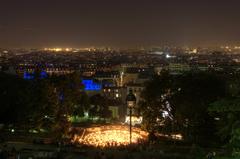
72, 125, 148, 147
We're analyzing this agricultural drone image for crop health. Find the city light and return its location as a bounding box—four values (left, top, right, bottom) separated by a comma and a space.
55, 48, 62, 52
166, 54, 171, 59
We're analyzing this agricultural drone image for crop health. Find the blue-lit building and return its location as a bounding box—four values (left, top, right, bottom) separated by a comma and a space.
23, 70, 48, 80
23, 71, 35, 80
82, 79, 102, 91
40, 71, 48, 79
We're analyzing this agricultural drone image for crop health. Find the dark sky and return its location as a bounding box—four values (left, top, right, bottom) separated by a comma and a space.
0, 0, 240, 48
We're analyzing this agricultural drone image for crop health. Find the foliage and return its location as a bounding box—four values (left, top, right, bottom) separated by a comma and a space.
209, 97, 240, 156
140, 71, 177, 133
0, 73, 34, 124
208, 75, 240, 156
89, 94, 112, 120
171, 72, 226, 144
0, 72, 89, 140
140, 71, 227, 145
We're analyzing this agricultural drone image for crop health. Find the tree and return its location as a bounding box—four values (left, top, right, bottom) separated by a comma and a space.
209, 97, 240, 156
89, 94, 111, 121
140, 71, 226, 145
27, 72, 87, 139
0, 73, 37, 125
0, 72, 89, 140
140, 71, 176, 134
99, 104, 112, 121
171, 72, 226, 144
30, 80, 59, 131
49, 73, 85, 139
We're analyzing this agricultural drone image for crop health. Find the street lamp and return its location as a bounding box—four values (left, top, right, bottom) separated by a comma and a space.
126, 89, 136, 144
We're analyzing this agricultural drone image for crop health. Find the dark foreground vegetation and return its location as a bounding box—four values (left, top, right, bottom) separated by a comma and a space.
0, 70, 239, 158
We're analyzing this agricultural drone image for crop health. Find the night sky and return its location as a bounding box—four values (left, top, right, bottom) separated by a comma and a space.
0, 0, 240, 48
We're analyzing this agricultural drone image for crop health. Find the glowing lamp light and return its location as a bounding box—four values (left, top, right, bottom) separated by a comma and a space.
125, 116, 143, 125
126, 89, 136, 108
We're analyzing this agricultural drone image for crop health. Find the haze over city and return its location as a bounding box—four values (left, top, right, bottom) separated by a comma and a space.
1, 0, 240, 48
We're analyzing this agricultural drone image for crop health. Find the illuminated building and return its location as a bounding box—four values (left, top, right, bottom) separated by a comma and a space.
82, 79, 102, 91
94, 71, 120, 86
23, 70, 48, 80
101, 86, 126, 100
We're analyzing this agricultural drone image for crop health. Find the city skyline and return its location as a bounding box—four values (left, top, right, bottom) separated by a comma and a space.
1, 0, 240, 48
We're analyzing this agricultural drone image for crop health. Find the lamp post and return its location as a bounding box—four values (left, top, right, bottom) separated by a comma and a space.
126, 89, 136, 144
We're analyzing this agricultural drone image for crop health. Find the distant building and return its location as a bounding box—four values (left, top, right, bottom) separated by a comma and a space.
101, 86, 127, 120
82, 79, 102, 96
166, 63, 190, 74
94, 71, 121, 86
126, 83, 145, 115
